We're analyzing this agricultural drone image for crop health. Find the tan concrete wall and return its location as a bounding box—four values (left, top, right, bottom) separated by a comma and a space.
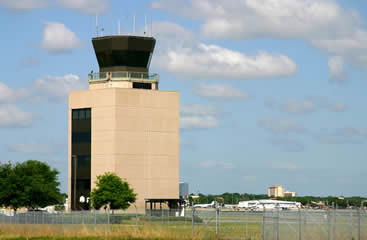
68, 88, 179, 210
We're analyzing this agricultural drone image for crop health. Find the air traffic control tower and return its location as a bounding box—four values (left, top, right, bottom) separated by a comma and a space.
68, 35, 180, 211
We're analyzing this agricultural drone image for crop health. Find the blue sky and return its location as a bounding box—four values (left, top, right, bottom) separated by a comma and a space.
0, 0, 367, 197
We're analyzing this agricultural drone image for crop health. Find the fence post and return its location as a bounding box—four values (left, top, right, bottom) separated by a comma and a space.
358, 207, 361, 240
219, 206, 221, 233
184, 208, 187, 225
161, 207, 163, 226
304, 210, 307, 240
275, 206, 279, 240
245, 210, 248, 239
167, 208, 169, 226
350, 211, 353, 240
327, 207, 331, 240
192, 207, 195, 238
333, 203, 336, 240
107, 209, 110, 234
299, 208, 302, 240
94, 210, 97, 232
135, 205, 138, 232
216, 206, 218, 236
262, 205, 266, 240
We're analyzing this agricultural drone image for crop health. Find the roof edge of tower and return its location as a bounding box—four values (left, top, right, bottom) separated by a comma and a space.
92, 35, 156, 41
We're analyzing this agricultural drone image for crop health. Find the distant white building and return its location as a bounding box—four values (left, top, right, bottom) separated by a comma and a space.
284, 191, 296, 197
238, 199, 301, 210
268, 185, 296, 198
268, 184, 285, 197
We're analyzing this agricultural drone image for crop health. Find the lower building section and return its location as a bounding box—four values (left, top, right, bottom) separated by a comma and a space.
68, 88, 179, 211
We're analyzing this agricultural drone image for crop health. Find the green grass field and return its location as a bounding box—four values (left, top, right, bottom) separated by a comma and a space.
0, 221, 263, 240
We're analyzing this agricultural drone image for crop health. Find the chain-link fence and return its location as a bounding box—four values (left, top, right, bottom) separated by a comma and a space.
0, 208, 366, 239
262, 208, 367, 240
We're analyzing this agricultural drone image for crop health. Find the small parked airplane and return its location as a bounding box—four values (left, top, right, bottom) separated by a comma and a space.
194, 201, 216, 208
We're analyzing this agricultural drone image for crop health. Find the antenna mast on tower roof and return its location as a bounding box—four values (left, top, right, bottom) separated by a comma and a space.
133, 13, 136, 34
95, 14, 99, 37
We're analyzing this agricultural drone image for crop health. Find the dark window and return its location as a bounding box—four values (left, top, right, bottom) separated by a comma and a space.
72, 111, 78, 120
77, 156, 91, 166
72, 108, 92, 120
86, 109, 91, 119
72, 132, 91, 143
79, 110, 86, 120
71, 108, 91, 211
96, 50, 151, 69
77, 180, 90, 191
133, 82, 152, 89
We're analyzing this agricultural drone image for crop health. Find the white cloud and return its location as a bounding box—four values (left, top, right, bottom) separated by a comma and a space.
33, 74, 87, 103
181, 104, 216, 116
311, 31, 367, 68
56, 0, 109, 15
343, 127, 367, 137
318, 127, 367, 144
0, 82, 15, 103
41, 22, 82, 54
0, 105, 33, 128
152, 0, 367, 70
181, 116, 217, 130
280, 99, 316, 114
271, 161, 301, 171
270, 137, 304, 152
267, 96, 346, 114
306, 96, 347, 113
180, 104, 218, 129
319, 136, 363, 145
197, 161, 234, 169
257, 116, 305, 134
155, 43, 297, 80
151, 21, 296, 81
327, 103, 346, 112
8, 143, 55, 154
0, 74, 87, 105
0, 82, 29, 104
328, 56, 347, 83
20, 56, 40, 68
0, 0, 47, 11
152, 21, 197, 50
194, 84, 249, 100
152, 0, 357, 39
242, 175, 257, 182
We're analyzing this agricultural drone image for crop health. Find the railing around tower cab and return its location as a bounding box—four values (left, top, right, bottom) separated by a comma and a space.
88, 72, 159, 83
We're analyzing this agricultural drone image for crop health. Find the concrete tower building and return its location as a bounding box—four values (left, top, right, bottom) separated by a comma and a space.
68, 35, 180, 211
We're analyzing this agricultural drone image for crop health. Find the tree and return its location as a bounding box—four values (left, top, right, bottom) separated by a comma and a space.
0, 160, 62, 212
90, 172, 136, 210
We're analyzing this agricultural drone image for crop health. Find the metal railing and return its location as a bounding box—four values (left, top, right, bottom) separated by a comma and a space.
88, 72, 159, 83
